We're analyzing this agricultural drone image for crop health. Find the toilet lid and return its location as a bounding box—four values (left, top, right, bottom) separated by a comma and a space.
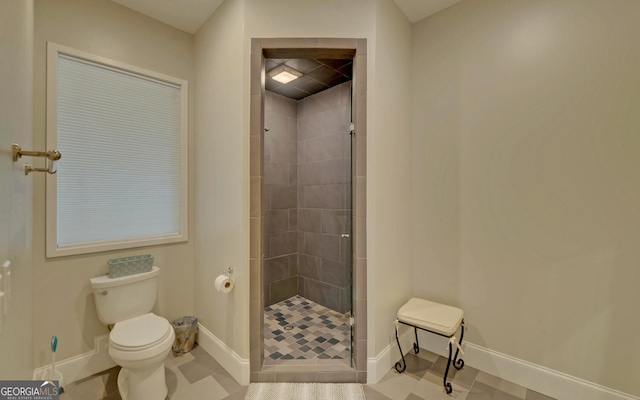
110, 313, 171, 349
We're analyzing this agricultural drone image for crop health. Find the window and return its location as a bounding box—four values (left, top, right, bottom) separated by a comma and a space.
46, 43, 188, 257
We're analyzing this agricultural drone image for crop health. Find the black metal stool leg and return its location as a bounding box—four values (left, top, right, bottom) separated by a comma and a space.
453, 321, 465, 370
394, 323, 407, 373
443, 340, 453, 394
413, 327, 420, 354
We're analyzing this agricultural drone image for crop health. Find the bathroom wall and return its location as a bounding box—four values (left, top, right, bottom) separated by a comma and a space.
0, 0, 34, 379
32, 0, 195, 367
368, 0, 413, 363
263, 91, 299, 306
194, 0, 414, 371
411, 0, 640, 395
245, 0, 413, 365
296, 82, 352, 314
193, 0, 248, 364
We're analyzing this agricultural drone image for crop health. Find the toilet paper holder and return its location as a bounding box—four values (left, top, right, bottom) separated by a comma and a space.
215, 268, 235, 293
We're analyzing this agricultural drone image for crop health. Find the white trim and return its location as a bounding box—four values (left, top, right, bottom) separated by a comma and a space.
48, 43, 187, 89
195, 323, 250, 385
32, 334, 116, 387
367, 328, 415, 384
30, 327, 252, 389
367, 345, 390, 384
459, 341, 640, 400
368, 329, 639, 400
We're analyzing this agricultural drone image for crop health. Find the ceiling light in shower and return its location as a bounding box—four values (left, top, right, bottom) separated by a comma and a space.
267, 65, 303, 84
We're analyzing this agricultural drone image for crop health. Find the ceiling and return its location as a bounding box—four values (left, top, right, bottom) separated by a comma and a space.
263, 48, 355, 100
393, 0, 462, 23
108, 0, 462, 34
106, 0, 461, 98
265, 58, 352, 100
109, 0, 225, 34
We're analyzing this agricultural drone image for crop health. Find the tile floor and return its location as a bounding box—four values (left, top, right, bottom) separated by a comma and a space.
363, 350, 555, 400
59, 345, 248, 400
264, 295, 351, 361
63, 343, 556, 400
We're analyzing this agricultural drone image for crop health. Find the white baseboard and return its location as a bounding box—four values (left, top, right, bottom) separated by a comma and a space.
32, 334, 116, 387
369, 329, 639, 400
367, 345, 391, 384
195, 323, 250, 385
367, 328, 416, 384
30, 326, 251, 389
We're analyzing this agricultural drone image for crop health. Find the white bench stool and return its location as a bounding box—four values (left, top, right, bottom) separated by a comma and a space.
395, 298, 465, 394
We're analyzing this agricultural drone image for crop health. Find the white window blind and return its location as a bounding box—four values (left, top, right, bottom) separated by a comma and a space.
47, 44, 187, 256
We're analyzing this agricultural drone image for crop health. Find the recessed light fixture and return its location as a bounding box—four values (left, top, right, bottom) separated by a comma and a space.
267, 65, 303, 84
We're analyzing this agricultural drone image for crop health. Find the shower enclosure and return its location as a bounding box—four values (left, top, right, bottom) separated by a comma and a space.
249, 39, 367, 383
262, 79, 353, 363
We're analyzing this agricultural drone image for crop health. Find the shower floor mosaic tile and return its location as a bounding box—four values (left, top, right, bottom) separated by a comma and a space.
264, 295, 351, 360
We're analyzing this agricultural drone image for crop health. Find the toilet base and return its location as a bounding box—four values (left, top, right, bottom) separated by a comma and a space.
117, 364, 168, 400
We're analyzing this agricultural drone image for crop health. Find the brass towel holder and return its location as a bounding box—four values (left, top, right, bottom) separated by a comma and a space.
11, 143, 62, 175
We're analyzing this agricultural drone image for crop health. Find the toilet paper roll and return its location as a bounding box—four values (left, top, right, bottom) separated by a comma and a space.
214, 274, 234, 293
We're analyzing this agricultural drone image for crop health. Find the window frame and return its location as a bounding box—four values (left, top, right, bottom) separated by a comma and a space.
46, 42, 189, 258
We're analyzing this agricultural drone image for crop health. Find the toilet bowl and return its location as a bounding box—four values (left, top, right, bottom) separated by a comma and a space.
108, 313, 175, 400
90, 267, 174, 400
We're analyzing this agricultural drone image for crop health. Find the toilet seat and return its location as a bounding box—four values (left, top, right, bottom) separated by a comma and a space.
110, 313, 172, 351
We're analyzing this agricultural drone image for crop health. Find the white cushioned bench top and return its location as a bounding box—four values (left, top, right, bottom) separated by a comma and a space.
397, 298, 464, 337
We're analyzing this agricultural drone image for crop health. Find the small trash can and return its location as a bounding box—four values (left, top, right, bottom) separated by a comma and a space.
171, 316, 198, 354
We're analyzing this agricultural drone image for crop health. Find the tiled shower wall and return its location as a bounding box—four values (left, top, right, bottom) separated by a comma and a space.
263, 91, 299, 306
296, 82, 352, 313
263, 82, 352, 313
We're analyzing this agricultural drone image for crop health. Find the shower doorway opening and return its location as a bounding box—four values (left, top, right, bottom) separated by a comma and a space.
249, 39, 367, 383
263, 75, 352, 365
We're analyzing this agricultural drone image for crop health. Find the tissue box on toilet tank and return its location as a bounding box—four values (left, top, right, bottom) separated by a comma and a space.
108, 254, 154, 278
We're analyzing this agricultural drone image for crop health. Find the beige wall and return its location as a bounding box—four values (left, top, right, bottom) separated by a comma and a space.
28, 0, 640, 392
194, 0, 415, 364
25, 0, 639, 392
243, 0, 375, 39
194, 0, 248, 358
0, 0, 34, 379
411, 0, 640, 395
32, 0, 195, 367
194, 0, 375, 363
370, 0, 413, 358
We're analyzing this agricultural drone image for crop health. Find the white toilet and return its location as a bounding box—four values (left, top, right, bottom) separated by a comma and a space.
90, 266, 175, 400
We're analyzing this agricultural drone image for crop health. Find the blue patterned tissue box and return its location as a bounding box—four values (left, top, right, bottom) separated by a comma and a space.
108, 254, 154, 278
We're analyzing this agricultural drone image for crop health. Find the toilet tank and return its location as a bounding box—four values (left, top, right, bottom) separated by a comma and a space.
90, 266, 160, 325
